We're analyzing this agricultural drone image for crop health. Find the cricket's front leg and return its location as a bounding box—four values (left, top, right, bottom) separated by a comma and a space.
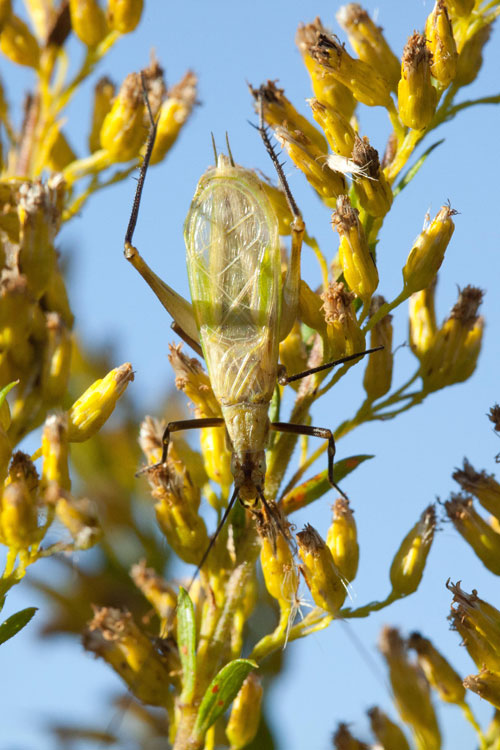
123, 73, 201, 354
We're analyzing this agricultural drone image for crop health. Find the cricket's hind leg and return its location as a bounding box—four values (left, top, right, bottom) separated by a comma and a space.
270, 421, 348, 500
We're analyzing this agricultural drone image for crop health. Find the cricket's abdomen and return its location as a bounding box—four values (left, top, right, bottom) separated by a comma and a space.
184, 155, 281, 407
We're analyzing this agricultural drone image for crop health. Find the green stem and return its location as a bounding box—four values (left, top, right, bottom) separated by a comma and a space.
460, 701, 487, 750
250, 603, 296, 662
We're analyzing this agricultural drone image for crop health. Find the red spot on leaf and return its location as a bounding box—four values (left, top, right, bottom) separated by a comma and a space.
211, 684, 220, 694
181, 645, 188, 655
217, 699, 224, 706
345, 457, 359, 469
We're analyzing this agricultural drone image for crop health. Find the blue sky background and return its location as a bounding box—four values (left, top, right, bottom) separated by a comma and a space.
2, 1, 500, 748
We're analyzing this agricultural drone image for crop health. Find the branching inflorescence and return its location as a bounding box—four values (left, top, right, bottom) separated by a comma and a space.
1, 1, 500, 748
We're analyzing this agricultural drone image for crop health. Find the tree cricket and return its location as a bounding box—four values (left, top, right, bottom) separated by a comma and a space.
124, 88, 380, 567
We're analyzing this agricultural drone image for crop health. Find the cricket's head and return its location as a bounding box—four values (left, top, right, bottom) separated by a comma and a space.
231, 450, 267, 502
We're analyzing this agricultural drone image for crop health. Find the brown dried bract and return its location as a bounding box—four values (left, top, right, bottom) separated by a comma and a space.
352, 135, 381, 179
449, 285, 484, 325
402, 31, 433, 69
321, 282, 355, 325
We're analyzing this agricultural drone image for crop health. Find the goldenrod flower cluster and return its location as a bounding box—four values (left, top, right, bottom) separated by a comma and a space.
1, 2, 499, 748
0, 0, 195, 676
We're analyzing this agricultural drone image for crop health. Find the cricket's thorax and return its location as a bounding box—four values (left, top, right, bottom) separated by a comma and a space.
184, 155, 281, 406
222, 403, 270, 454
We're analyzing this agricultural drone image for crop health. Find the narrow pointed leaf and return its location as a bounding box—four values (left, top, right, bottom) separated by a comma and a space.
0, 607, 37, 645
194, 659, 258, 737
177, 587, 196, 702
0, 379, 18, 411
282, 455, 373, 514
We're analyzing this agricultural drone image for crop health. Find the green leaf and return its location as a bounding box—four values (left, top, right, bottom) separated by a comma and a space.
281, 455, 373, 514
393, 139, 444, 197
177, 587, 196, 702
0, 607, 37, 645
194, 659, 258, 737
0, 379, 18, 411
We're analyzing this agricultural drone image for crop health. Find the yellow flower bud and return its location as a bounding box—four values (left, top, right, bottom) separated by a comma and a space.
332, 195, 379, 303
408, 632, 466, 704
464, 670, 500, 710
40, 313, 72, 405
250, 80, 328, 153
379, 627, 441, 750
310, 27, 392, 108
17, 176, 65, 300
455, 24, 491, 84
200, 425, 232, 491
149, 71, 197, 165
296, 19, 357, 120
260, 526, 298, 607
168, 344, 220, 417
22, 0, 54, 40
320, 282, 365, 357
85, 607, 172, 706
389, 505, 436, 596
226, 673, 263, 749
0, 275, 36, 375
447, 0, 475, 18
450, 313, 483, 384
326, 497, 359, 582
279, 320, 308, 391
444, 493, 500, 575
350, 135, 393, 218
69, 0, 107, 46
40, 413, 71, 492
368, 707, 411, 750
275, 126, 347, 208
106, 0, 143, 33
67, 362, 134, 442
336, 4, 401, 91
297, 524, 347, 615
99, 72, 145, 162
453, 459, 500, 520
261, 180, 294, 236
0, 13, 40, 68
403, 205, 456, 294
0, 454, 40, 550
309, 99, 356, 159
130, 560, 177, 624
88, 76, 115, 153
51, 489, 101, 549
425, 0, 458, 88
146, 442, 210, 566
363, 296, 393, 401
398, 32, 437, 130
448, 581, 500, 673
408, 281, 437, 360
420, 285, 483, 392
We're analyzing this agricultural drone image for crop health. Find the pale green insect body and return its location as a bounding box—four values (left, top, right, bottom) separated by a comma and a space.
184, 155, 282, 495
